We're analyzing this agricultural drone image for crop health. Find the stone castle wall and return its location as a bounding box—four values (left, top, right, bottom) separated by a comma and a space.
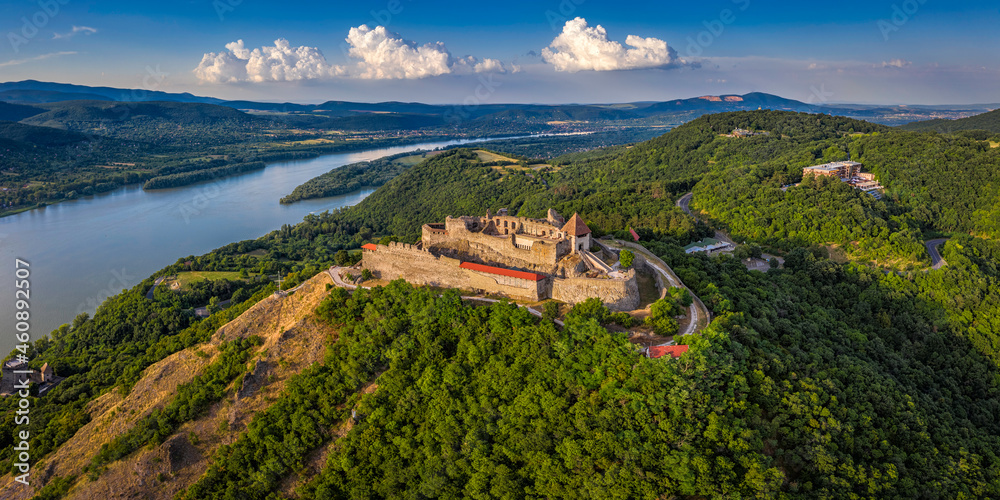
421, 224, 450, 247
464, 269, 546, 302
551, 270, 640, 311
427, 228, 566, 274
362, 242, 543, 301
368, 217, 641, 311
484, 214, 565, 239
363, 242, 464, 288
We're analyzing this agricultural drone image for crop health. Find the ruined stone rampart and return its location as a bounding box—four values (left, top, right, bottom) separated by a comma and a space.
363, 242, 463, 288
551, 269, 640, 311
362, 242, 544, 301
430, 229, 564, 273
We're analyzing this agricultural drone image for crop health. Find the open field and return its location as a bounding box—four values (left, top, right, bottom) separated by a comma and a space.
270, 138, 343, 147
474, 149, 519, 163
395, 153, 427, 166
991, 141, 999, 148
169, 271, 246, 289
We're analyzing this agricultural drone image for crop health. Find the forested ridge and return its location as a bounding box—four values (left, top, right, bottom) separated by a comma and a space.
279, 151, 425, 204
900, 108, 1000, 133
5, 109, 1000, 498
179, 235, 1000, 498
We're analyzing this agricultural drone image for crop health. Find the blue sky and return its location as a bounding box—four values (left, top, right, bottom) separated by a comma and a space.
1, 0, 998, 104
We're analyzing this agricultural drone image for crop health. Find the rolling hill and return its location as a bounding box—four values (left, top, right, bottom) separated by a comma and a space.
23, 100, 257, 126
17, 100, 277, 147
0, 80, 222, 104
0, 121, 94, 146
4, 109, 1000, 498
899, 107, 1000, 133
4, 80, 997, 128
0, 101, 44, 122
0, 89, 114, 103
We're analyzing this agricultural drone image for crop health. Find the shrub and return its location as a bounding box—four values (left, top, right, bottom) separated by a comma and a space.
568, 298, 609, 323
620, 249, 635, 269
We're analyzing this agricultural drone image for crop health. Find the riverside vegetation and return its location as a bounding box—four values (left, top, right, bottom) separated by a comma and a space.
4, 109, 1000, 498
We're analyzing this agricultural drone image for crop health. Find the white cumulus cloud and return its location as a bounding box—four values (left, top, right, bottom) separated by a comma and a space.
194, 39, 345, 83
473, 58, 511, 73
194, 29, 513, 82
542, 17, 683, 72
346, 25, 453, 79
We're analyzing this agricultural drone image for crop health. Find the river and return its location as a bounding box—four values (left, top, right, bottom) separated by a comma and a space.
0, 137, 498, 357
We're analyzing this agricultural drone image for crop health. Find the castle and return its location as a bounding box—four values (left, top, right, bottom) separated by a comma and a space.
361, 208, 640, 310
1, 358, 55, 395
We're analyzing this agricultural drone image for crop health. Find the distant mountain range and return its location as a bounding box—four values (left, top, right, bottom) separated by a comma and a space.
0, 80, 223, 104
0, 80, 997, 128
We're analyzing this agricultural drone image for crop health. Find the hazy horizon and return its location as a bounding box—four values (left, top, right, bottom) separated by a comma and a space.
2, 1, 998, 106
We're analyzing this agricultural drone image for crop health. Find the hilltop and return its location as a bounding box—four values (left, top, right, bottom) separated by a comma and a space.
3, 109, 1000, 497
23, 101, 264, 135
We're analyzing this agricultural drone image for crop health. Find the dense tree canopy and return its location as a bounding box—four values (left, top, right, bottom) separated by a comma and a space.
7, 109, 1000, 499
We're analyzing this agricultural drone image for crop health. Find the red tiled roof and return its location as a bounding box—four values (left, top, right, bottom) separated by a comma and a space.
629, 228, 640, 242
361, 244, 378, 251
561, 213, 591, 236
649, 345, 689, 359
460, 262, 544, 281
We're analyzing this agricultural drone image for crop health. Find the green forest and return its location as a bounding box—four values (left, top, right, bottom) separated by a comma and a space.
280, 152, 427, 204
5, 107, 1000, 498
178, 233, 1000, 498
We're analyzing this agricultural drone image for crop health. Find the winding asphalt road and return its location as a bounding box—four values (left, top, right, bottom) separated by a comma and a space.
610, 241, 710, 336
677, 192, 694, 217
146, 276, 166, 299
677, 192, 734, 244
925, 238, 948, 269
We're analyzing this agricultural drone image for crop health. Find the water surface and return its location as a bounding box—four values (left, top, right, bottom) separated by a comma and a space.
0, 137, 494, 356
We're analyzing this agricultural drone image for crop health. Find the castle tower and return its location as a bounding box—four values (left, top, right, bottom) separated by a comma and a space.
561, 213, 592, 253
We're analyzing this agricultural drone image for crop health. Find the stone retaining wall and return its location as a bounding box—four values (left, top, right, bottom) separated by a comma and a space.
551, 269, 639, 311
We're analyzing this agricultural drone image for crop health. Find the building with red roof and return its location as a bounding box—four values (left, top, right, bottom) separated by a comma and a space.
460, 262, 544, 282
648, 345, 689, 359
561, 212, 592, 252
361, 243, 378, 251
